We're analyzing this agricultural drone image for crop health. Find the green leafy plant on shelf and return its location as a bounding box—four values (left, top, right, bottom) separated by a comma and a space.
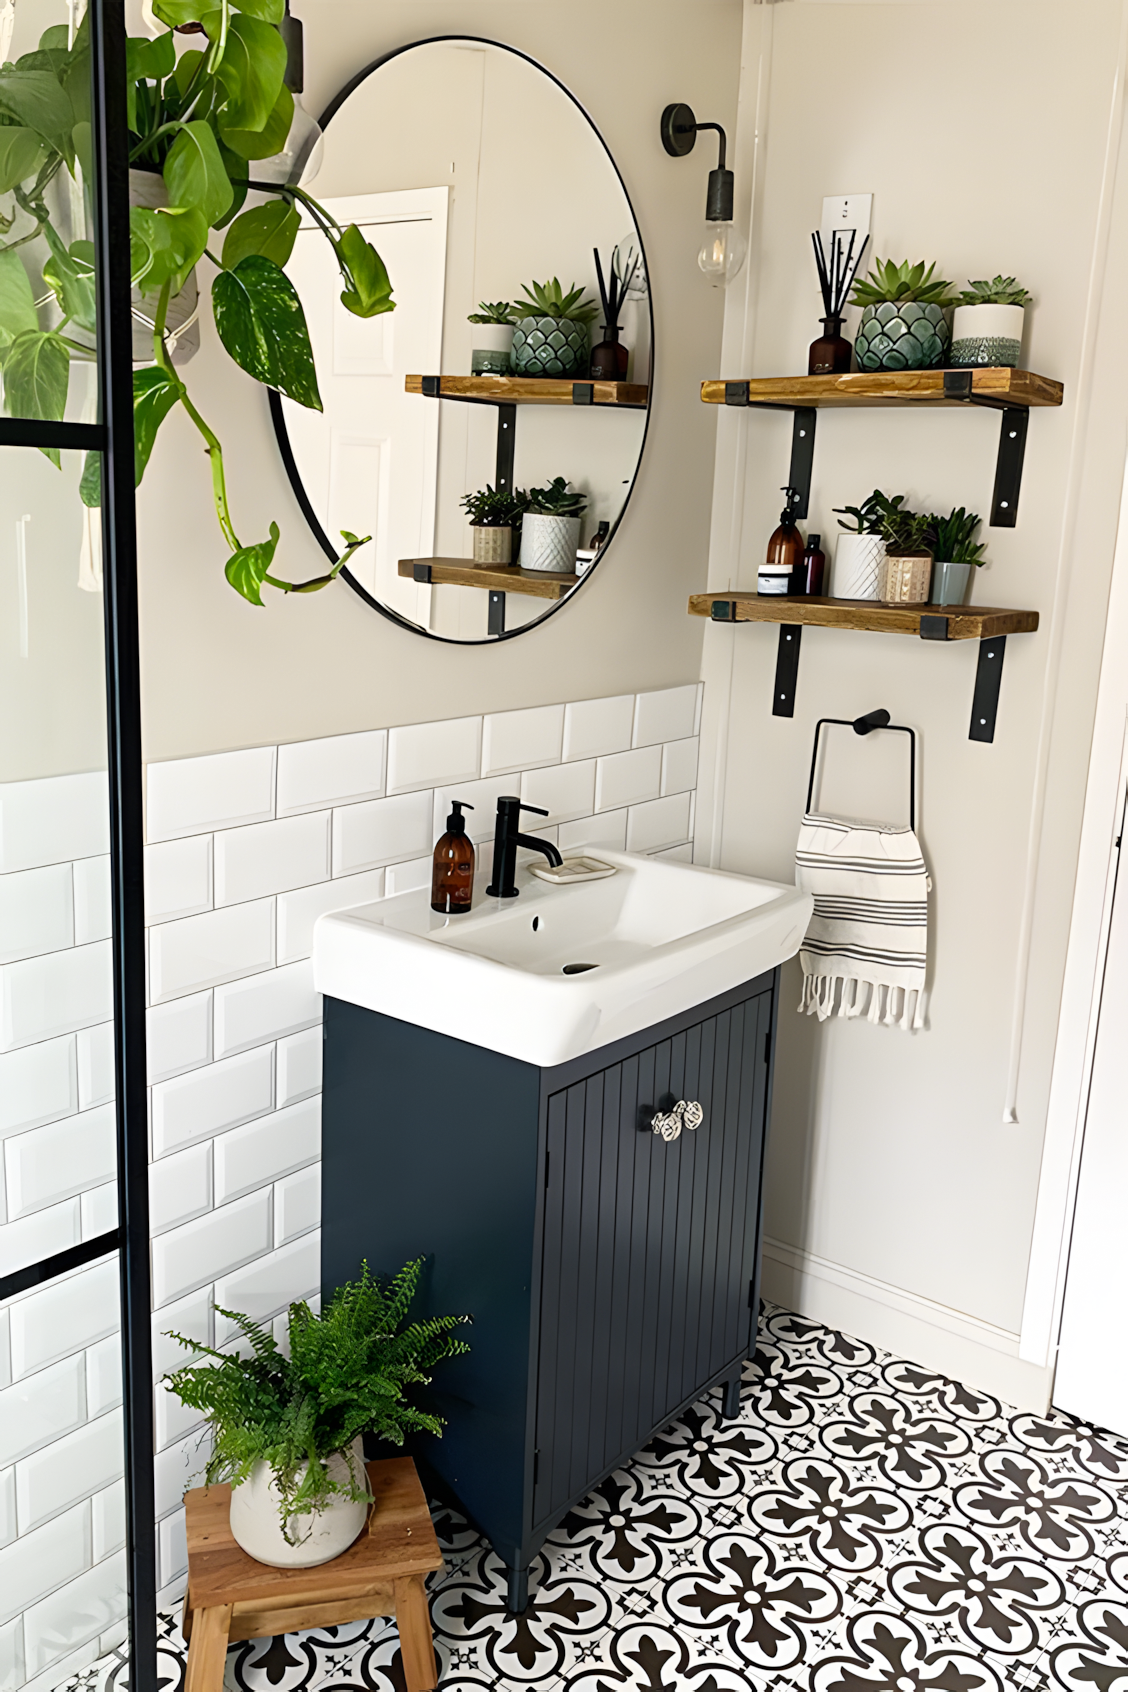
849, 258, 956, 308
164, 1259, 470, 1543
459, 484, 528, 527
929, 505, 986, 565
956, 276, 1031, 307
526, 476, 587, 517
833, 489, 909, 535
512, 278, 599, 324
466, 300, 516, 325
0, 9, 396, 604
878, 505, 932, 554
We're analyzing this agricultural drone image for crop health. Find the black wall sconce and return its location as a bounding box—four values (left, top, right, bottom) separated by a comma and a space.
660, 102, 747, 283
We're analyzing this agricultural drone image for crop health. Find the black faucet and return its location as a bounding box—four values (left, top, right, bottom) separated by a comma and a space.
486, 796, 563, 898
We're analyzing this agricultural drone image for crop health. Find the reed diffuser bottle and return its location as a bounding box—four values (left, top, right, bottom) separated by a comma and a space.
590, 245, 639, 381
808, 229, 869, 376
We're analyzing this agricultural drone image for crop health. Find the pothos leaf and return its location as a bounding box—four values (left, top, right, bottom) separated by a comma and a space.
163, 118, 232, 225
133, 364, 184, 484
0, 249, 39, 349
130, 203, 208, 296
79, 449, 100, 507
3, 328, 70, 425
0, 127, 46, 194
219, 78, 291, 159
0, 69, 77, 164
334, 224, 394, 319
126, 32, 176, 129
225, 520, 280, 606
221, 199, 298, 269
229, 0, 283, 22
41, 223, 96, 333
214, 14, 286, 135
211, 254, 321, 410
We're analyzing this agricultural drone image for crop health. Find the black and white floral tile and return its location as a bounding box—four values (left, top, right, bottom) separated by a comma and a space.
61, 1304, 1128, 1692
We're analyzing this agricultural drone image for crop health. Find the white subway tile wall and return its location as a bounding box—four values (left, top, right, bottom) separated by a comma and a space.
0, 684, 701, 1687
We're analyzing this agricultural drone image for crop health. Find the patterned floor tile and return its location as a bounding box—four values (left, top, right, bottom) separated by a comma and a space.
52, 1303, 1128, 1692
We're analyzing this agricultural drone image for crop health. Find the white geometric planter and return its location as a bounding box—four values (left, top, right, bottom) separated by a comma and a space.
521, 513, 581, 573
830, 533, 886, 601
228, 1436, 369, 1569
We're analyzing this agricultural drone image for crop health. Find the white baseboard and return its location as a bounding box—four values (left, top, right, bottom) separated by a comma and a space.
761, 1236, 1055, 1413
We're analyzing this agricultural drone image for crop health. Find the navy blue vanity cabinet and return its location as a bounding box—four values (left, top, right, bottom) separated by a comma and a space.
321, 966, 778, 1611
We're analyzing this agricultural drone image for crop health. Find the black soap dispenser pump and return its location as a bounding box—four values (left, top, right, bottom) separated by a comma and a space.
431, 800, 475, 914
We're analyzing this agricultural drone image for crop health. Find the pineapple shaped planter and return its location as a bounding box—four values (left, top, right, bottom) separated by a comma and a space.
510, 278, 597, 379
850, 259, 955, 373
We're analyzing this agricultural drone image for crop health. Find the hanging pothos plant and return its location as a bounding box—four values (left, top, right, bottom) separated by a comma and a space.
0, 2, 393, 604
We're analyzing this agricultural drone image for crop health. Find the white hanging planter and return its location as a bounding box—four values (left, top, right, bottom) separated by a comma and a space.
830, 533, 886, 601
228, 1436, 369, 1568
128, 169, 199, 366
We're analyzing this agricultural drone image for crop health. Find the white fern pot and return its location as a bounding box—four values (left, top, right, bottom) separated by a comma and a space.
830, 533, 886, 600
470, 323, 514, 375
950, 303, 1025, 368
128, 170, 199, 366
228, 1436, 368, 1568
521, 513, 581, 573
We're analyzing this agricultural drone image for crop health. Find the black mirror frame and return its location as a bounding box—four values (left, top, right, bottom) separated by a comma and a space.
269, 34, 654, 645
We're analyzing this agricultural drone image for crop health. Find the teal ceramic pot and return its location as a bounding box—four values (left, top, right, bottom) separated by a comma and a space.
855, 301, 950, 371
511, 315, 590, 378
930, 561, 973, 605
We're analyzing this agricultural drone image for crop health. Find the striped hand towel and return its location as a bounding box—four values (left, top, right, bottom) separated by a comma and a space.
795, 813, 929, 1030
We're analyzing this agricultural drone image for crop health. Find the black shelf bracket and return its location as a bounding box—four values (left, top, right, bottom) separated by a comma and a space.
412, 562, 432, 584
488, 590, 506, 637
773, 625, 802, 717
495, 402, 516, 496
721, 383, 817, 518
941, 371, 1029, 528
969, 635, 1006, 743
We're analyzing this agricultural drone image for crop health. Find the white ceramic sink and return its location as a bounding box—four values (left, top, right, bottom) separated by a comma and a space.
313, 850, 812, 1067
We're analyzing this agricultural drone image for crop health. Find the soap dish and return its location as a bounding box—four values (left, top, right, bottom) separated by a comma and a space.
531, 856, 617, 885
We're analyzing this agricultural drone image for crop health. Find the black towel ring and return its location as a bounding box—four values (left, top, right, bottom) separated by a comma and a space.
806, 709, 917, 832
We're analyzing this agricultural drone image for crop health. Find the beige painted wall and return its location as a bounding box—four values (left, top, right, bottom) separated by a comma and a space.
137, 0, 741, 763
697, 0, 1128, 1396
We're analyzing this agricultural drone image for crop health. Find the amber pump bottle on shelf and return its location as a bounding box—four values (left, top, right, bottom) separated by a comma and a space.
431, 800, 476, 914
758, 487, 805, 596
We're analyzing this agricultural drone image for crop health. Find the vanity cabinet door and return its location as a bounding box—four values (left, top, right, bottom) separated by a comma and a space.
532, 990, 772, 1530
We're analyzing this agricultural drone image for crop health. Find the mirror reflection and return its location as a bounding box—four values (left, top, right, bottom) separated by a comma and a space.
274, 38, 651, 641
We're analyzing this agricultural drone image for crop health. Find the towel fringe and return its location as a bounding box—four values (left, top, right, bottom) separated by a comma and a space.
798, 972, 925, 1032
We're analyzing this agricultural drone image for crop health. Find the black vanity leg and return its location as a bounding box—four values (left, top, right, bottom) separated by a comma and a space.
506, 1564, 530, 1614
721, 1373, 743, 1420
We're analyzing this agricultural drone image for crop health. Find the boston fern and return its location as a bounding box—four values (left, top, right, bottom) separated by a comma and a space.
164, 1259, 469, 1541
0, 8, 395, 604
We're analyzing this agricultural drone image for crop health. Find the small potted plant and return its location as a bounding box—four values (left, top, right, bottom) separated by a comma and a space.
830, 489, 905, 600
510, 278, 599, 378
460, 484, 528, 565
850, 258, 956, 371
877, 504, 933, 604
467, 301, 517, 375
951, 277, 1031, 368
928, 506, 986, 604
164, 1259, 468, 1570
522, 478, 588, 573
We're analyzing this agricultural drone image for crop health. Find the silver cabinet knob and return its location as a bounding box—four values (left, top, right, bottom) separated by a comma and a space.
651, 1099, 704, 1142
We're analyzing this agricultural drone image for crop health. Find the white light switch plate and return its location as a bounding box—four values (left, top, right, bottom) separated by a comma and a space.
820, 193, 872, 269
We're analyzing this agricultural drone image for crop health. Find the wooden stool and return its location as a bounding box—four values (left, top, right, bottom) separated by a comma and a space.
182, 1457, 443, 1692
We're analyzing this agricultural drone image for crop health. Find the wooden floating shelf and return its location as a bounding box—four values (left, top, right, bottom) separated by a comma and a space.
700, 368, 1063, 409
406, 374, 648, 407
687, 594, 1039, 640
400, 558, 578, 600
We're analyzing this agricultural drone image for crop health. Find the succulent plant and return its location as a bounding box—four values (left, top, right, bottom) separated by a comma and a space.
460, 484, 528, 526
467, 301, 517, 325
956, 276, 1031, 307
929, 505, 986, 565
834, 490, 908, 535
526, 477, 588, 518
513, 278, 600, 324
849, 258, 956, 309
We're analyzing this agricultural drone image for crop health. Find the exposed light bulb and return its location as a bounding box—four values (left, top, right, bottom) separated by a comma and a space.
253, 96, 324, 187
698, 221, 747, 285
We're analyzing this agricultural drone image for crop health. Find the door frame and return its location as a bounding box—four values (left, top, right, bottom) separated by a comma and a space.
1021, 444, 1128, 1375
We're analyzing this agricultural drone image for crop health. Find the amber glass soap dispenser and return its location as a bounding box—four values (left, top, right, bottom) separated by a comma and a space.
431, 800, 475, 914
